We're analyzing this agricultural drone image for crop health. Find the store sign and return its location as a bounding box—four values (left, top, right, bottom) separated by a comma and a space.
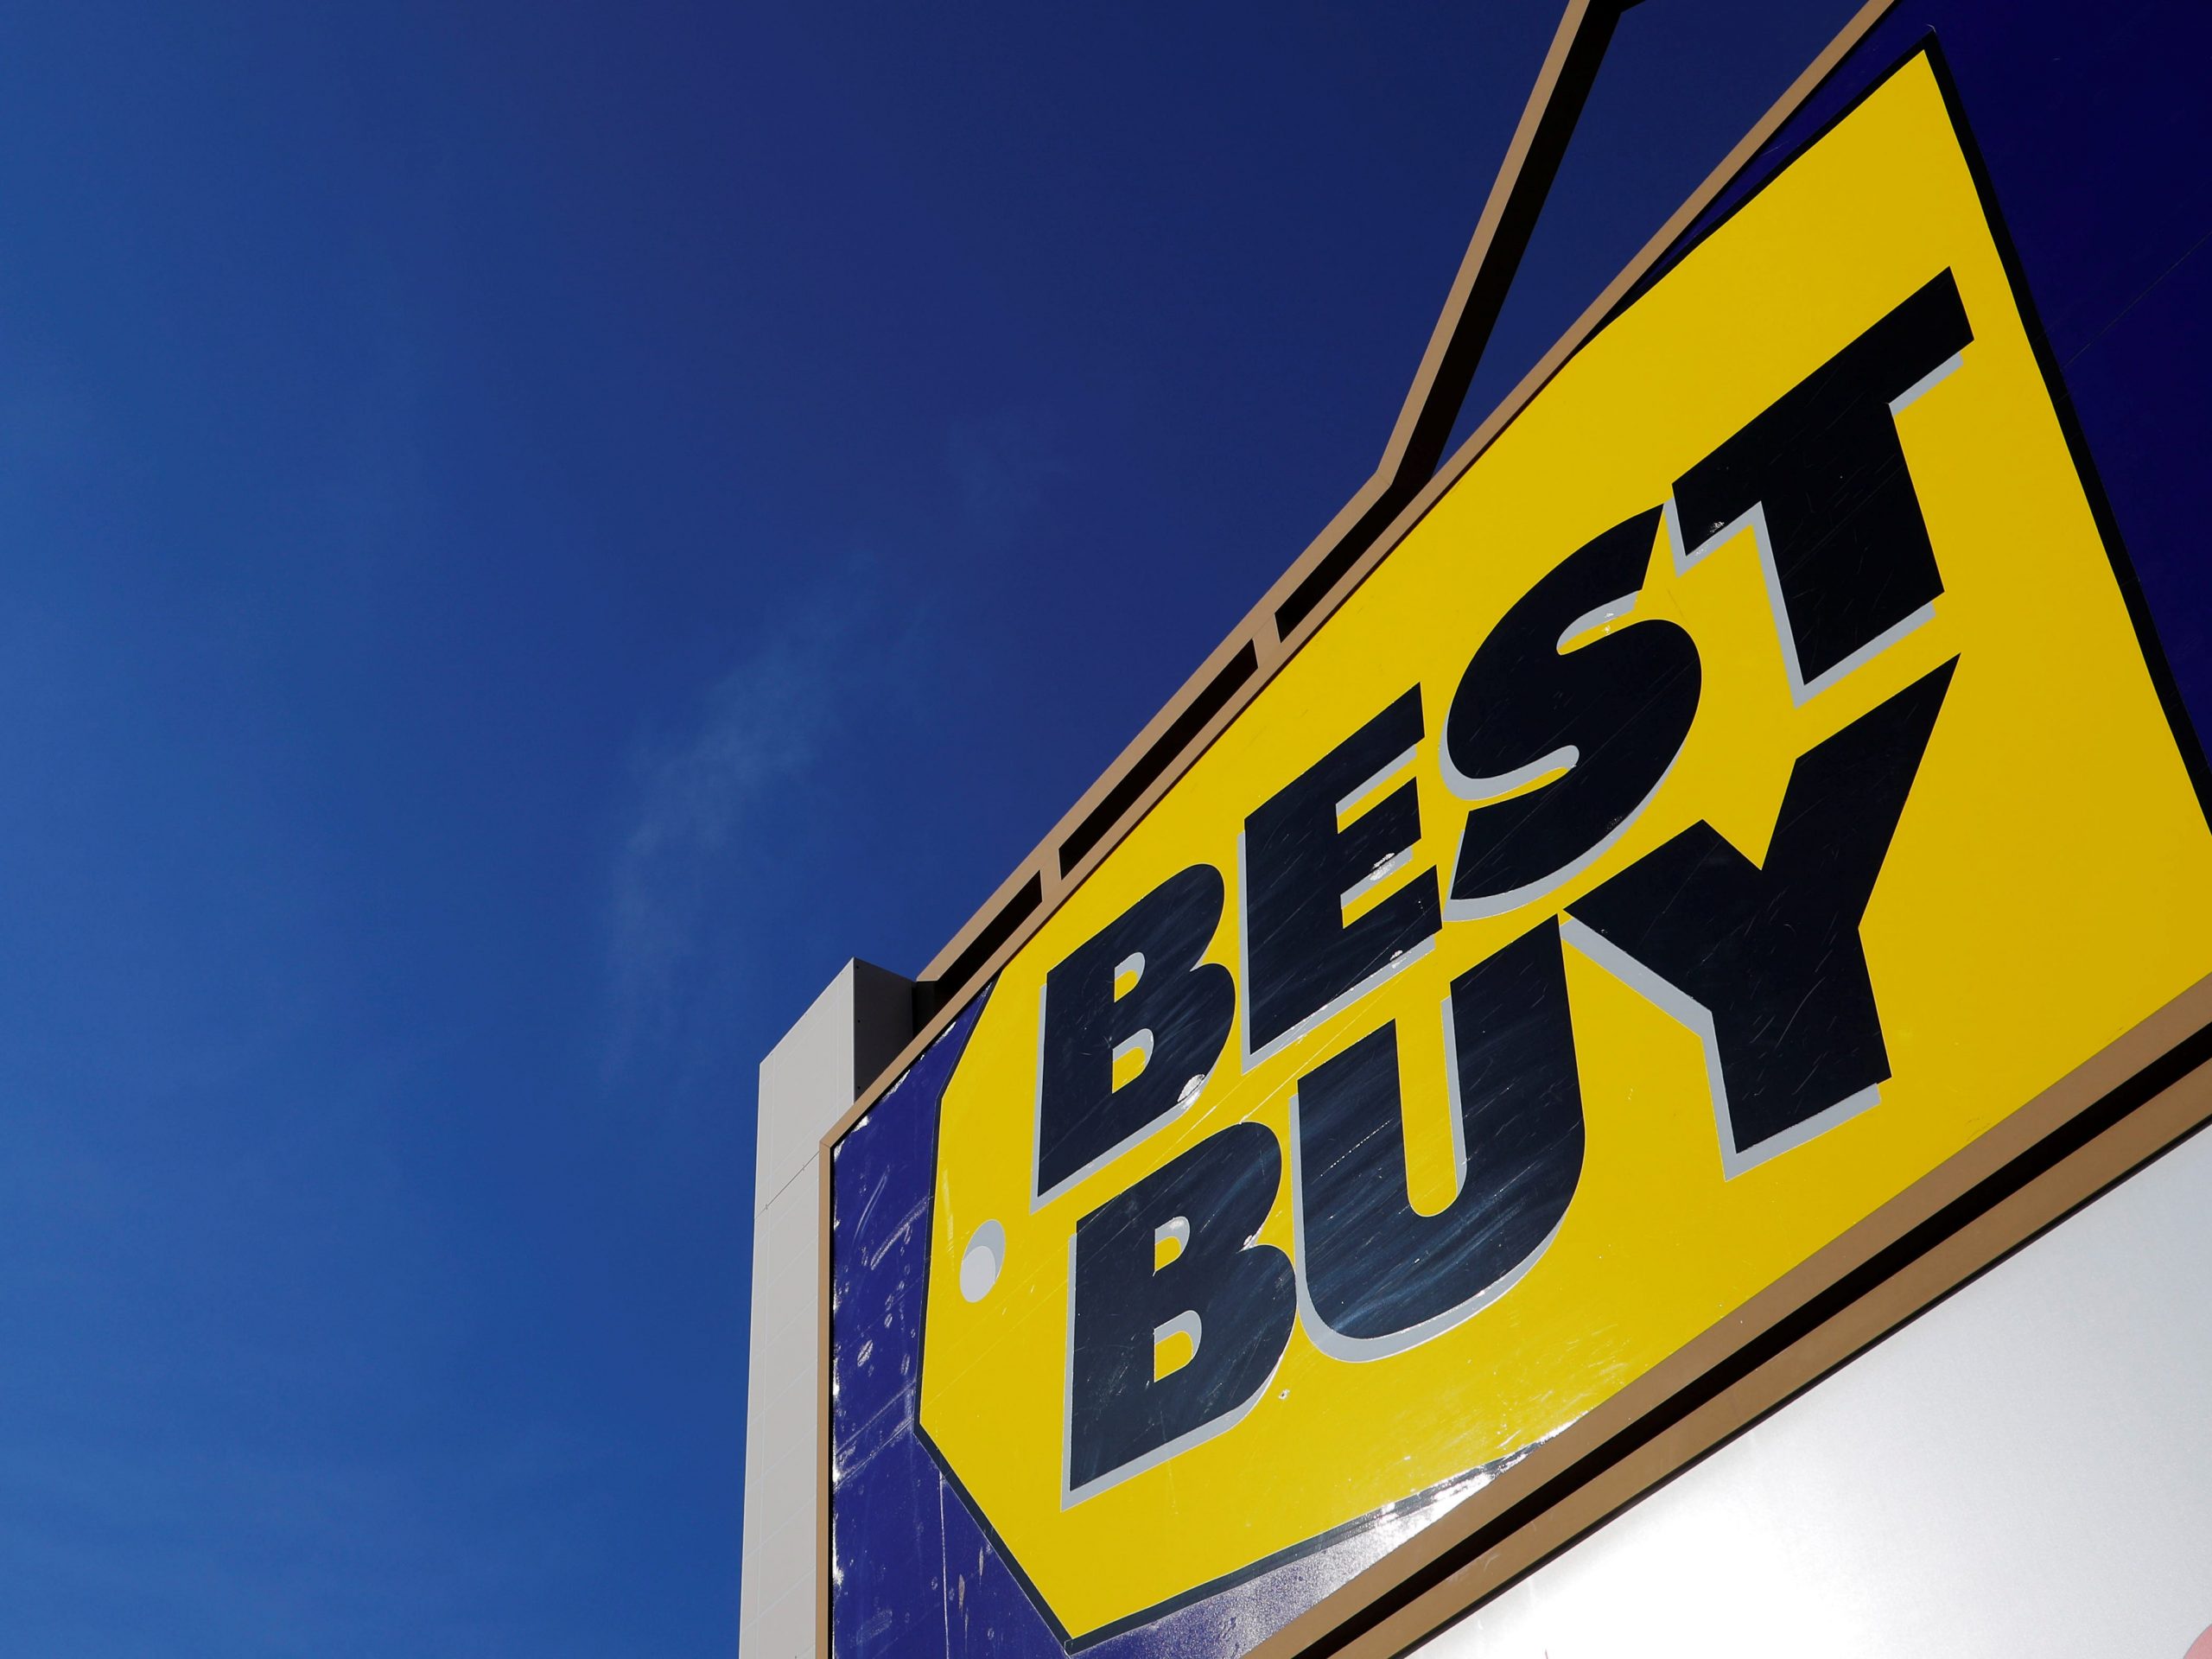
913, 53, 2212, 1644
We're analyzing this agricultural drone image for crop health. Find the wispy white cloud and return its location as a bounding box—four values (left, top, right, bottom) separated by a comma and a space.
945, 409, 1070, 548
603, 555, 908, 1082
604, 411, 1071, 1092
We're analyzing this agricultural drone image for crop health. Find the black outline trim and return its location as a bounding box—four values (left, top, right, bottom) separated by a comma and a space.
1057, 645, 1260, 879
918, 876, 1044, 1027
912, 1408, 1511, 1652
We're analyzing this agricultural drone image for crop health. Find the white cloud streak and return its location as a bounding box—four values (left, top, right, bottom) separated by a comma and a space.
603, 558, 901, 1081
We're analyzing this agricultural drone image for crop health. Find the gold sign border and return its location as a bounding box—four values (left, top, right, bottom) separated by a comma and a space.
813, 3, 2212, 1655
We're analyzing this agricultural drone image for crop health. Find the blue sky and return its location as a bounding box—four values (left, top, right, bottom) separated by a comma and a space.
0, 3, 1862, 1652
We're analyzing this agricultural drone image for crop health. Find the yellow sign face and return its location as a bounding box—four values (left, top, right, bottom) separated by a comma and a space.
917, 52, 2212, 1643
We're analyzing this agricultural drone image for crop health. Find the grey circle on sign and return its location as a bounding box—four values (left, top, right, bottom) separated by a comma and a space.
959, 1219, 1006, 1302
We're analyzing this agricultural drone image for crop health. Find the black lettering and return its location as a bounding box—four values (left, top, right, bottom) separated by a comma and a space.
1567, 658, 1956, 1165
1037, 866, 1235, 1199
1671, 270, 1974, 693
1445, 507, 1700, 915
1243, 689, 1440, 1056
1066, 1122, 1294, 1495
1291, 922, 1584, 1354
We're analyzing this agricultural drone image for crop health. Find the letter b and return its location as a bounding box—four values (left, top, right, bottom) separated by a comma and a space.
1037, 865, 1236, 1200
1066, 1122, 1294, 1497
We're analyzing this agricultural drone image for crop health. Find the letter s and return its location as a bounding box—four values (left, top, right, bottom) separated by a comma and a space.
1444, 506, 1700, 918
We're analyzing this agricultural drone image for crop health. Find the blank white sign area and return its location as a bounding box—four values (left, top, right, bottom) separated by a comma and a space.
1421, 1123, 2212, 1659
